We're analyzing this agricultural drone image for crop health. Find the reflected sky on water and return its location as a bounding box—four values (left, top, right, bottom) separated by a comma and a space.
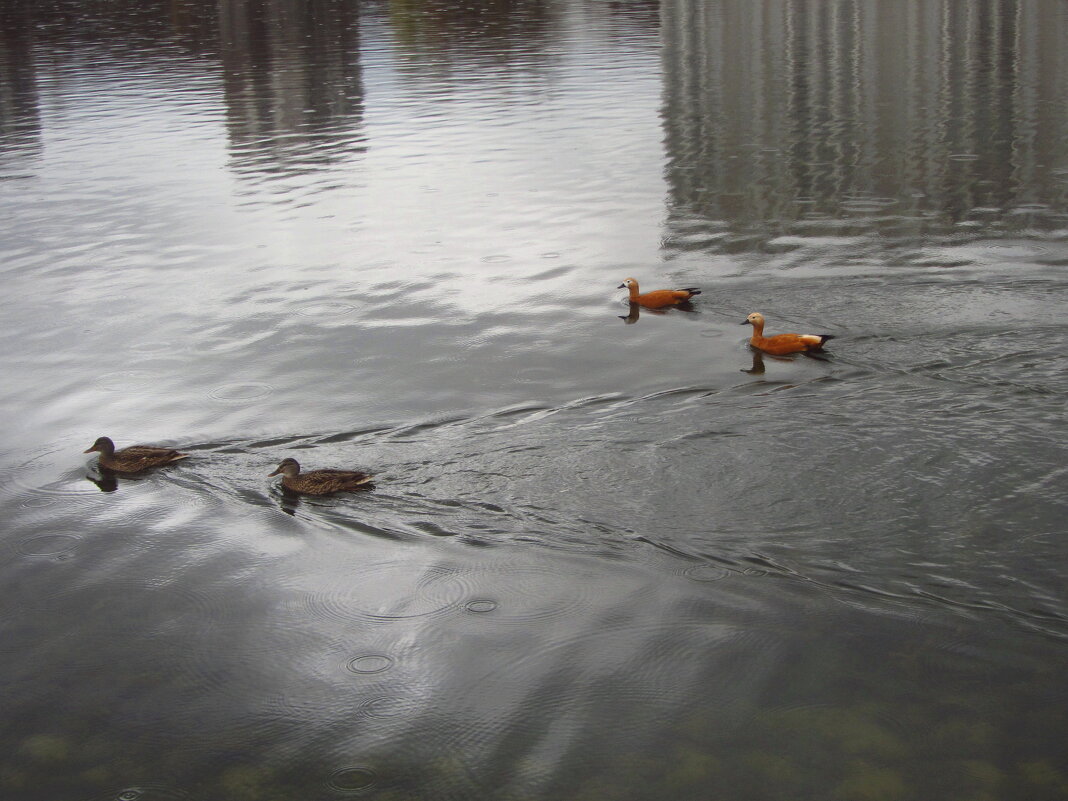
1, 1, 1068, 799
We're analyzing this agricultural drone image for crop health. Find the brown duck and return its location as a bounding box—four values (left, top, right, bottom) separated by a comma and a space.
268, 457, 373, 496
618, 277, 701, 309
84, 436, 189, 473
741, 312, 834, 355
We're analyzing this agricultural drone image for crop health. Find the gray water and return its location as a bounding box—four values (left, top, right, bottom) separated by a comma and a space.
2, 1, 1067, 799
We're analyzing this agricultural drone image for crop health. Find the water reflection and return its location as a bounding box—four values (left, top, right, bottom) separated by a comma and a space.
84, 471, 119, 492
742, 350, 767, 374
387, 0, 553, 56
661, 0, 1068, 248
219, 0, 366, 183
618, 301, 699, 324
0, 0, 366, 189
2, 0, 218, 49
275, 487, 300, 515
82, 465, 181, 493
741, 348, 831, 376
3, 1, 1068, 799
0, 2, 42, 165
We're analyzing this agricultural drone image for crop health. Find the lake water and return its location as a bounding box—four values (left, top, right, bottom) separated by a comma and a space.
2, 1, 1068, 799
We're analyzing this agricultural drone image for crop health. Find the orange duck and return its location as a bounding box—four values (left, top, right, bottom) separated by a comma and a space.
741, 312, 834, 355
618, 277, 701, 309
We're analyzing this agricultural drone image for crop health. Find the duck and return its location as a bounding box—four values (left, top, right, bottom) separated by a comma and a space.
741, 312, 835, 355
268, 457, 373, 496
618, 277, 701, 309
84, 436, 189, 473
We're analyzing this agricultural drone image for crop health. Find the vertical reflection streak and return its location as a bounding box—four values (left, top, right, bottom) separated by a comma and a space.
218, 0, 365, 195
0, 1, 42, 165
660, 0, 1068, 251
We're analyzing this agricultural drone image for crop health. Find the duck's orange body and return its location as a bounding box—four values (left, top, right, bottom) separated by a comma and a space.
742, 312, 834, 355
618, 277, 701, 309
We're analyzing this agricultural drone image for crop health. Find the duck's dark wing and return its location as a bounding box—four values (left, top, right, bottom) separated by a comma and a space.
123, 445, 184, 457
110, 446, 188, 471
304, 469, 374, 492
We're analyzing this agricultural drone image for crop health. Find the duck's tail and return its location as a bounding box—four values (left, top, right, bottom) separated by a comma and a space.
817, 334, 835, 346
682, 288, 701, 296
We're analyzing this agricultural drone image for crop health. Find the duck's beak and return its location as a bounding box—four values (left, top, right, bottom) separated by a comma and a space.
267, 467, 282, 477
741, 320, 751, 325
83, 445, 97, 453
617, 283, 626, 289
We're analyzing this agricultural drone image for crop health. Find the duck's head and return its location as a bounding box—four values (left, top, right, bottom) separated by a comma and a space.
618, 277, 638, 290
741, 312, 765, 327
268, 458, 301, 478
84, 436, 115, 455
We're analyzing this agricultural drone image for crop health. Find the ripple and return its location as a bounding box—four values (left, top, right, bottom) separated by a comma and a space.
464, 599, 499, 613
678, 563, 731, 582
31, 469, 116, 498
15, 534, 81, 557
90, 784, 194, 801
948, 153, 980, 161
324, 756, 482, 799
295, 302, 356, 317
293, 562, 467, 623
0, 445, 114, 500
208, 382, 274, 402
436, 562, 608, 626
328, 766, 377, 794
360, 695, 421, 719
479, 254, 510, 263
346, 654, 394, 675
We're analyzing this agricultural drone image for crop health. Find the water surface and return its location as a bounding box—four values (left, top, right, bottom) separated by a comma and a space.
2, 1, 1068, 799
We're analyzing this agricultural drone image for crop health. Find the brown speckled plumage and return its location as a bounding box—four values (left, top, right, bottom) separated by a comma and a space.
84, 436, 189, 473
268, 457, 373, 496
